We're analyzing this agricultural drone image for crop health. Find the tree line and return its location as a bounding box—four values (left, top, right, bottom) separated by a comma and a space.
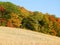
0, 2, 60, 37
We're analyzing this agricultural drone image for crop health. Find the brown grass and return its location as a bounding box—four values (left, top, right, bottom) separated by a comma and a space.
0, 26, 60, 45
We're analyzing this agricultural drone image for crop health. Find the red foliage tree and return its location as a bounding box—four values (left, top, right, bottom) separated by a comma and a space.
57, 18, 60, 23
49, 15, 56, 22
0, 6, 5, 15
7, 19, 14, 27
0, 6, 5, 12
0, 18, 5, 23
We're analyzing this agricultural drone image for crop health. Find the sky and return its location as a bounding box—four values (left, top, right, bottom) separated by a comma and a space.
0, 0, 60, 17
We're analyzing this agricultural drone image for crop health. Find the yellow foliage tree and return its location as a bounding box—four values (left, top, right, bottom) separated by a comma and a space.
10, 13, 21, 27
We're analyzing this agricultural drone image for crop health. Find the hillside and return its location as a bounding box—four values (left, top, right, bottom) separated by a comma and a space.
0, 2, 60, 37
0, 26, 60, 45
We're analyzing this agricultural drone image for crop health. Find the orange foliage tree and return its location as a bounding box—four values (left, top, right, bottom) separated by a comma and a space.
0, 6, 5, 15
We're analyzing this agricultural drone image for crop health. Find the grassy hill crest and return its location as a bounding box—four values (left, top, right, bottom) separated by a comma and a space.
0, 2, 60, 37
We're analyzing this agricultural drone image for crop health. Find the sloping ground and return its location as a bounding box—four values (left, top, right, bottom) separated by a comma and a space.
0, 27, 60, 45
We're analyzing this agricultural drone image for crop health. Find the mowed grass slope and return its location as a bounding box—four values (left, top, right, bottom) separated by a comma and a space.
0, 27, 60, 45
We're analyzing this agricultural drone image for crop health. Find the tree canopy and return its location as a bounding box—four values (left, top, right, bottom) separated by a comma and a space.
0, 2, 60, 37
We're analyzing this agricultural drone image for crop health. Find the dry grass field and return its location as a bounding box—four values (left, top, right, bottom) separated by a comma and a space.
0, 26, 60, 45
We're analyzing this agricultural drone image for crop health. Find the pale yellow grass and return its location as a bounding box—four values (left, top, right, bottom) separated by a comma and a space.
0, 26, 60, 45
